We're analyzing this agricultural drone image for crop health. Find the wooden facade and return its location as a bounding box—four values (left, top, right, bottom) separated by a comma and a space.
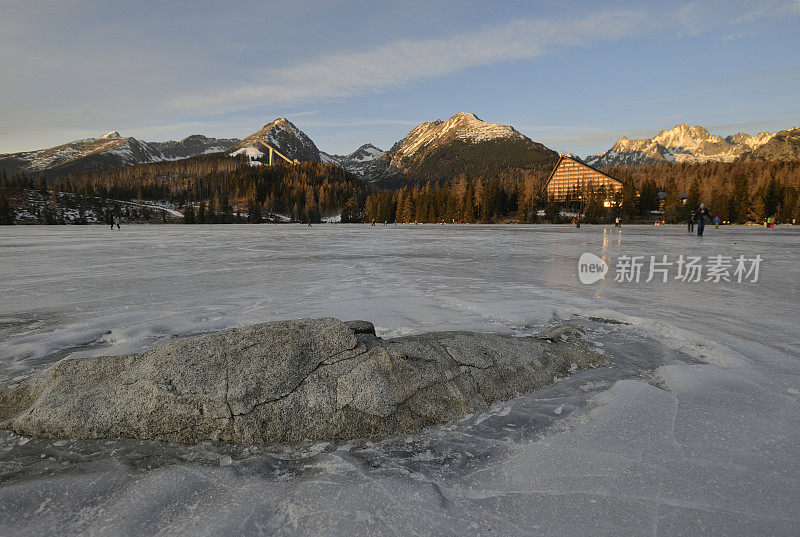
543, 155, 623, 203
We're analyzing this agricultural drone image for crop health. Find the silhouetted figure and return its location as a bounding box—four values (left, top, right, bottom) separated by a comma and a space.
696, 204, 711, 236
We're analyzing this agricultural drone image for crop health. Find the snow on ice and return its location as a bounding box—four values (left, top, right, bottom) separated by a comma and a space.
0, 224, 798, 536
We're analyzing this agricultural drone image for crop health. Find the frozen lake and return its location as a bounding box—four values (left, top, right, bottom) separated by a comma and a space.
1, 224, 799, 536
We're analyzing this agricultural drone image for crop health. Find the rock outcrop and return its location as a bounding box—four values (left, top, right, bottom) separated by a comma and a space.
0, 318, 606, 444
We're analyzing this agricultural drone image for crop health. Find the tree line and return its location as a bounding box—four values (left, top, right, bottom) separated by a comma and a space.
1, 156, 798, 225
1, 156, 370, 224
606, 160, 800, 224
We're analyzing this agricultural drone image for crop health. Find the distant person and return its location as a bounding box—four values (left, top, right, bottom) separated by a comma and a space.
714, 216, 721, 229
371, 218, 376, 226
113, 215, 121, 230
614, 216, 621, 228
696, 203, 711, 237
108, 212, 115, 230
687, 210, 695, 233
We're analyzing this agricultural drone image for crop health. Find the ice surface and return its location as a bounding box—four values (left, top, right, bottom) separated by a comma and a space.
0, 224, 798, 536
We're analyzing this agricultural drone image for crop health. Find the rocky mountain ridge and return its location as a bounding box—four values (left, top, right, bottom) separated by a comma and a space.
586, 123, 780, 166
320, 143, 385, 176
0, 133, 240, 177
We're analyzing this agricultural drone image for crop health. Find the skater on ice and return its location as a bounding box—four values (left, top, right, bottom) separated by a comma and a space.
695, 203, 711, 236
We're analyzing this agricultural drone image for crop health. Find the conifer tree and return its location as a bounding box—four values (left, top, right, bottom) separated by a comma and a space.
0, 189, 15, 225
183, 204, 196, 224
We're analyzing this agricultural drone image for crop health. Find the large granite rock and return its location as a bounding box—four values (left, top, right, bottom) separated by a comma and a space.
0, 318, 606, 444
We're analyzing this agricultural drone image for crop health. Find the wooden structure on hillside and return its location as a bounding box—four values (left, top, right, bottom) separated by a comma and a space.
543, 154, 624, 206
263, 144, 300, 166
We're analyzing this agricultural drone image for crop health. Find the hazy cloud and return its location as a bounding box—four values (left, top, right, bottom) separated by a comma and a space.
677, 0, 800, 34
170, 10, 649, 113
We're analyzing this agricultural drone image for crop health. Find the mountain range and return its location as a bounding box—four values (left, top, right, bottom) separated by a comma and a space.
321, 144, 385, 177
585, 123, 799, 167
3, 117, 798, 182
225, 118, 387, 175
0, 132, 240, 177
225, 113, 557, 184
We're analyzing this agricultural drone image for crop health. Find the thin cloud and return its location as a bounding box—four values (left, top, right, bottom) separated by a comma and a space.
732, 0, 800, 23
677, 0, 800, 34
170, 10, 649, 114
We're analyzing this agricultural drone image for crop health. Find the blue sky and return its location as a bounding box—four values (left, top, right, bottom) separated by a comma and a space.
1, 0, 798, 157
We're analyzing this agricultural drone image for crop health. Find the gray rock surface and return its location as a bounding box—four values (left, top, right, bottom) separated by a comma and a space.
0, 318, 606, 444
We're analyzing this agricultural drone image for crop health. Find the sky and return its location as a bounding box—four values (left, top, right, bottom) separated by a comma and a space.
1, 0, 799, 157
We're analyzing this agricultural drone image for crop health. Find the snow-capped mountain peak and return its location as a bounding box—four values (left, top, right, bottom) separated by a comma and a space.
389, 112, 525, 165
319, 143, 386, 176
227, 118, 321, 162
648, 123, 734, 153
358, 112, 557, 184
725, 131, 775, 150
586, 123, 780, 167
100, 131, 122, 139
346, 143, 384, 162
445, 112, 524, 143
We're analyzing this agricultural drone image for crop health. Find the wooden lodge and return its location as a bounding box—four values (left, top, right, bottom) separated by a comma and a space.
543, 154, 624, 206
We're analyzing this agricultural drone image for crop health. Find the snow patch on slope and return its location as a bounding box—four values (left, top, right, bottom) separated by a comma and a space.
229, 147, 265, 159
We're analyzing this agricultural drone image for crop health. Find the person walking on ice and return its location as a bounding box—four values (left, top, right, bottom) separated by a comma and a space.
695, 203, 711, 237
